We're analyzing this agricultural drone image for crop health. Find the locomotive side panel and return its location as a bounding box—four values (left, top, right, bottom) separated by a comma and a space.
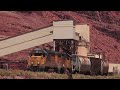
64, 59, 72, 69
44, 54, 54, 68
42, 55, 47, 65
44, 53, 63, 69
50, 55, 56, 68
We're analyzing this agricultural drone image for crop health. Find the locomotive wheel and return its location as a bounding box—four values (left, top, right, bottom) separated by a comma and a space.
29, 66, 34, 71
54, 68, 58, 73
72, 70, 76, 74
55, 67, 61, 74
85, 71, 91, 75
105, 73, 108, 76
27, 66, 31, 71
90, 70, 93, 76
60, 68, 65, 74
44, 67, 49, 72
67, 69, 73, 79
103, 73, 108, 76
53, 67, 64, 74
41, 66, 45, 72
40, 67, 44, 72
90, 70, 96, 76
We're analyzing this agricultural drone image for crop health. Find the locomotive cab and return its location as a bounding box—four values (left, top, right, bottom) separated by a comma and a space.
28, 48, 48, 71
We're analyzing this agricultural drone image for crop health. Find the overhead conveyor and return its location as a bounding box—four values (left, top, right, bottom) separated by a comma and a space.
0, 26, 53, 57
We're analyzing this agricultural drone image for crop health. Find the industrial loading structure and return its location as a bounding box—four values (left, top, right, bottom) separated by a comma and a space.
0, 20, 109, 75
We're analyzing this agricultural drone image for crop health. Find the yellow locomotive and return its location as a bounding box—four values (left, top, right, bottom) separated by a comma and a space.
27, 48, 72, 73
27, 48, 48, 71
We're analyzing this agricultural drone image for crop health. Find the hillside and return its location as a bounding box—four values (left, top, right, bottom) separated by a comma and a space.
0, 11, 120, 63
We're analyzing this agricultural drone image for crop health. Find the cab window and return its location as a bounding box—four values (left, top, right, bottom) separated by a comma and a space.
34, 53, 43, 56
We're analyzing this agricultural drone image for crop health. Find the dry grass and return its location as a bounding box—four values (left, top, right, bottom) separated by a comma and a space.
0, 69, 120, 79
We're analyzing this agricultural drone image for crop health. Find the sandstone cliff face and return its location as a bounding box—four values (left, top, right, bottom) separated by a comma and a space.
0, 11, 120, 63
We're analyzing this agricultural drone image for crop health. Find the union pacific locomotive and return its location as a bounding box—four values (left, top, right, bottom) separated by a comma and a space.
27, 48, 109, 75
27, 48, 72, 73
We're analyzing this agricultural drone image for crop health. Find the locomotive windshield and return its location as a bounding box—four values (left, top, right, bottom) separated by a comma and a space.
29, 48, 48, 56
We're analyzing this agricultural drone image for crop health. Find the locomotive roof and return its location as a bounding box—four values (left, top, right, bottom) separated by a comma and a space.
43, 50, 69, 56
30, 48, 71, 57
30, 48, 48, 55
45, 50, 61, 55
